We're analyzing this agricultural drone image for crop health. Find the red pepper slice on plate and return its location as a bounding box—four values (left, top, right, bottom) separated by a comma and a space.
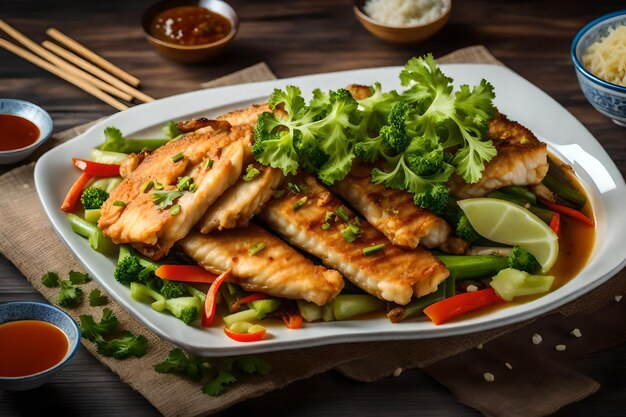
281, 310, 303, 329
539, 198, 594, 227
156, 265, 218, 284
549, 213, 561, 237
201, 269, 232, 327
423, 288, 504, 325
73, 158, 120, 177
61, 171, 93, 213
229, 293, 269, 313
224, 325, 266, 342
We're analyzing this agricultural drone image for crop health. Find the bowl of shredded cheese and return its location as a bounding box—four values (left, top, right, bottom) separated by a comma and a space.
354, 0, 451, 44
571, 10, 626, 127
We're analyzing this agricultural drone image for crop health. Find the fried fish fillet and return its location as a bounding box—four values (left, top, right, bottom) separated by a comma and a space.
175, 103, 270, 133
331, 160, 451, 249
448, 113, 549, 198
259, 173, 449, 305
197, 162, 284, 233
179, 227, 344, 306
99, 121, 249, 260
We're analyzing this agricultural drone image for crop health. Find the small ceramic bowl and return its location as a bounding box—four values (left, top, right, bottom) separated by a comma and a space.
0, 301, 80, 391
0, 99, 53, 165
141, 0, 239, 63
354, 0, 451, 44
571, 10, 626, 127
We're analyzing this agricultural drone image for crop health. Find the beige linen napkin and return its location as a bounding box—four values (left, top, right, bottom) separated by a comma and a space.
1, 46, 624, 417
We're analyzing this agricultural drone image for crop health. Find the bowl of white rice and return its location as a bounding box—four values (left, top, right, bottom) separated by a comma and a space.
571, 10, 626, 127
354, 0, 451, 44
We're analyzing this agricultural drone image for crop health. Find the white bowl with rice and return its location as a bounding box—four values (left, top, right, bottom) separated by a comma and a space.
571, 10, 626, 127
354, 0, 451, 44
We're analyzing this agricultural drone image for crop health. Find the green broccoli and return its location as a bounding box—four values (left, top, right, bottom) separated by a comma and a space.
353, 82, 399, 138
131, 282, 201, 325
380, 101, 412, 153
455, 213, 480, 243
80, 186, 109, 210
413, 184, 449, 216
508, 245, 541, 274
98, 127, 172, 154
67, 213, 116, 255
160, 279, 188, 299
114, 245, 159, 286
406, 145, 445, 176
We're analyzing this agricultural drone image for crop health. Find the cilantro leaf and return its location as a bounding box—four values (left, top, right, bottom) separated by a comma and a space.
232, 356, 271, 375
41, 272, 59, 288
68, 270, 90, 285
80, 308, 119, 343
154, 348, 211, 381
151, 190, 183, 210
202, 370, 237, 396
96, 330, 148, 359
57, 280, 83, 308
88, 289, 109, 306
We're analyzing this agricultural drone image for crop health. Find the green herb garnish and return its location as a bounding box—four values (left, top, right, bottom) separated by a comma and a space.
249, 242, 266, 255
141, 181, 154, 193
113, 200, 126, 207
205, 158, 214, 168
341, 223, 361, 243
176, 176, 194, 191
293, 196, 307, 210
336, 206, 349, 222
242, 164, 261, 182
68, 270, 90, 284
41, 271, 59, 288
89, 289, 109, 307
321, 223, 331, 230
169, 204, 181, 216
363, 244, 385, 256
171, 152, 184, 163
152, 190, 183, 209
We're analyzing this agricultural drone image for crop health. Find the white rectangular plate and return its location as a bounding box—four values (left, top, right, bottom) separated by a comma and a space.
35, 64, 626, 356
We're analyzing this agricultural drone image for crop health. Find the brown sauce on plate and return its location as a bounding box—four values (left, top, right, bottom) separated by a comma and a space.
0, 114, 40, 151
0, 320, 69, 377
150, 6, 231, 46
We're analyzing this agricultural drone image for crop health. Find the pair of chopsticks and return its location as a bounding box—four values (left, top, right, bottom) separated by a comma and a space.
0, 19, 153, 111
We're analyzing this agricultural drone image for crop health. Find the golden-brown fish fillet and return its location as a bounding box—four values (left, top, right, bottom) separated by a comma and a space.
259, 173, 449, 305
331, 160, 451, 249
448, 113, 549, 198
179, 227, 344, 306
197, 162, 284, 233
175, 104, 270, 133
99, 121, 249, 260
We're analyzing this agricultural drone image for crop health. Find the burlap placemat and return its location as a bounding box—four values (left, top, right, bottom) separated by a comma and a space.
1, 46, 624, 417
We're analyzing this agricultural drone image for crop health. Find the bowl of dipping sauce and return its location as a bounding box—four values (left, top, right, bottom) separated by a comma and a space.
141, 0, 239, 63
571, 10, 626, 127
354, 0, 451, 44
0, 99, 53, 165
0, 301, 80, 391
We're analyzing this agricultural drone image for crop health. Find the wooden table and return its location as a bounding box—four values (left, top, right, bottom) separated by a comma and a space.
1, 0, 624, 415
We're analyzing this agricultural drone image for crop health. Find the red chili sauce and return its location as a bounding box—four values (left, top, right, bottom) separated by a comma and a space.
0, 320, 69, 377
0, 114, 40, 151
150, 6, 231, 46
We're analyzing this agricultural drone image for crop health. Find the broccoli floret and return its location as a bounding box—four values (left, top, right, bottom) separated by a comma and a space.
406, 145, 445, 176
380, 101, 412, 153
508, 245, 541, 274
413, 184, 449, 216
80, 186, 109, 210
114, 245, 159, 286
131, 282, 200, 325
160, 280, 188, 299
98, 127, 172, 154
67, 213, 116, 255
455, 213, 480, 243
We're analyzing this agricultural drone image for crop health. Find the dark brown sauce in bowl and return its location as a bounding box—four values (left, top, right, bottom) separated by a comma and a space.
150, 6, 231, 46
0, 114, 40, 152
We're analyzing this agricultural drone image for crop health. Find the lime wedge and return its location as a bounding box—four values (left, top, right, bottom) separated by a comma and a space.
458, 198, 559, 272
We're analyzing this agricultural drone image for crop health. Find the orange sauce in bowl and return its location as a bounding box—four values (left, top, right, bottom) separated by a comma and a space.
0, 114, 40, 151
0, 320, 69, 377
150, 6, 231, 46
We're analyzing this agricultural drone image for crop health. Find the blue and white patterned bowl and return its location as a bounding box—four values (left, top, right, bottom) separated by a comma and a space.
0, 301, 80, 391
571, 10, 626, 127
0, 99, 53, 164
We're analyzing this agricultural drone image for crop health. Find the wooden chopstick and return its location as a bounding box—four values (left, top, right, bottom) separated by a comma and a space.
46, 28, 141, 88
0, 38, 129, 111
42, 40, 154, 103
0, 20, 133, 103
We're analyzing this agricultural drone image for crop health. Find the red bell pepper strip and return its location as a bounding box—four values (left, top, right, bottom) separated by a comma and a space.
549, 213, 561, 237
201, 269, 232, 327
229, 293, 269, 313
73, 158, 120, 177
281, 310, 303, 329
223, 325, 266, 342
61, 171, 93, 213
539, 198, 595, 227
155, 265, 218, 284
423, 288, 504, 325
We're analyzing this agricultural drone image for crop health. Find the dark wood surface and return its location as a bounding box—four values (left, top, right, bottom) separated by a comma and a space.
1, 0, 624, 416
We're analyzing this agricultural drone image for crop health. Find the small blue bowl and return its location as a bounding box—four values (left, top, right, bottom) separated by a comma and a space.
0, 301, 80, 391
571, 10, 626, 127
0, 99, 53, 164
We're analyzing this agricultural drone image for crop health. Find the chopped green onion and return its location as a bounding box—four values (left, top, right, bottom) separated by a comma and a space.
113, 200, 126, 207
353, 217, 361, 226
141, 181, 154, 193
336, 206, 349, 222
363, 244, 385, 256
293, 196, 308, 211
205, 158, 214, 168
386, 207, 399, 215
189, 183, 197, 193
176, 176, 193, 191
341, 223, 361, 243
153, 181, 164, 190
169, 204, 181, 215
287, 182, 301, 193
249, 242, 266, 255
274, 189, 286, 198
322, 223, 331, 230
325, 211, 335, 222
171, 152, 184, 163
242, 164, 261, 182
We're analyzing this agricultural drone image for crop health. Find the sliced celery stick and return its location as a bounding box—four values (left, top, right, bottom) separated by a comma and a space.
297, 300, 322, 322
490, 268, 554, 301
84, 209, 101, 224
229, 321, 253, 333
223, 308, 258, 327
250, 299, 281, 319
322, 303, 334, 322
332, 295, 385, 321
